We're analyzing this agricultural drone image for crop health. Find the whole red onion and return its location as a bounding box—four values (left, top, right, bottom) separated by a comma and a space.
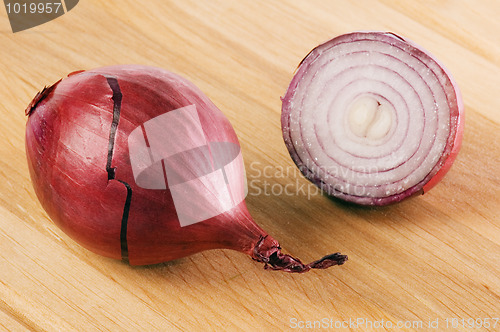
25, 65, 347, 272
282, 32, 464, 206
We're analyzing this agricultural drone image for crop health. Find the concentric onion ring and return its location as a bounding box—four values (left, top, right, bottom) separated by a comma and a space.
281, 32, 464, 205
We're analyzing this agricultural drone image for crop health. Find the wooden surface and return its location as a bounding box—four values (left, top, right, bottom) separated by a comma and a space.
1, 1, 499, 331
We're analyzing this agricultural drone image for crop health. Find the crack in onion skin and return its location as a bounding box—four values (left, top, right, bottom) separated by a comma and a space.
281, 32, 464, 206
25, 64, 347, 272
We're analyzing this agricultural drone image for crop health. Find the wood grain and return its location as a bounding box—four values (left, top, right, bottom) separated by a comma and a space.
1, 0, 499, 330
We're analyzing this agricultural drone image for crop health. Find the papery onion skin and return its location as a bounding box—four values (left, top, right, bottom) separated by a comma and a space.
25, 65, 347, 272
281, 32, 464, 206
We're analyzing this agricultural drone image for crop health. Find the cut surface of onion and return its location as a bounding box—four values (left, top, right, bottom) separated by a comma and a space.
282, 32, 464, 206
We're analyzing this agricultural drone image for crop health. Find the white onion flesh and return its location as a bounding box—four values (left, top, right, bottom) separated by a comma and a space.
282, 32, 463, 205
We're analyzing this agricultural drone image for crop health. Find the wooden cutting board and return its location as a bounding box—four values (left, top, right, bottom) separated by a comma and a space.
1, 1, 499, 330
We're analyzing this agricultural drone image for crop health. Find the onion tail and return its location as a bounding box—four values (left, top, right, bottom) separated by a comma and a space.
252, 235, 347, 273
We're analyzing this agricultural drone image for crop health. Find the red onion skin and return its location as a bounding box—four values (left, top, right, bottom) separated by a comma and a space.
26, 65, 347, 271
281, 32, 464, 206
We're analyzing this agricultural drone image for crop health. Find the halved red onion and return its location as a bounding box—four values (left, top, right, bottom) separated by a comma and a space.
281, 32, 464, 206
